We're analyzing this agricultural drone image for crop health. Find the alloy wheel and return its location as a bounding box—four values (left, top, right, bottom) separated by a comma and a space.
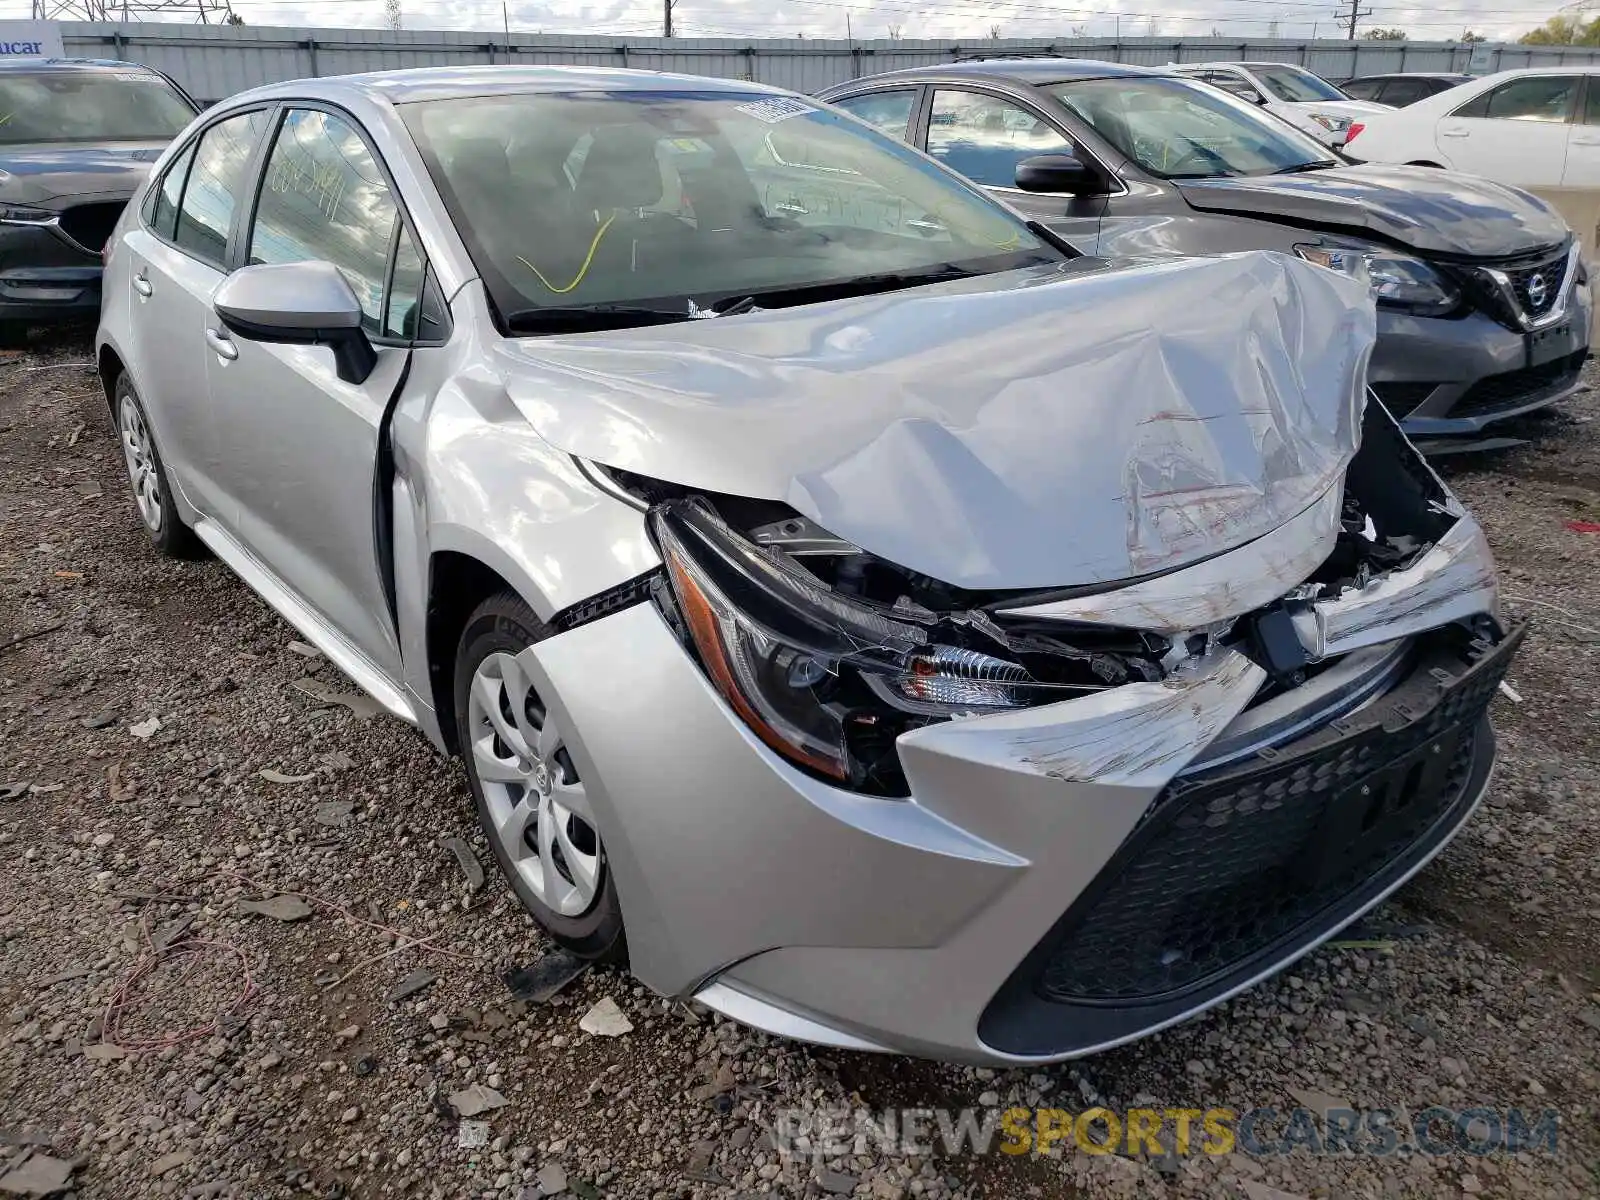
467, 649, 601, 917
118, 394, 163, 534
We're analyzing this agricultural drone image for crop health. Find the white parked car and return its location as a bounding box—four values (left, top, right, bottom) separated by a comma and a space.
1168, 61, 1391, 147
1342, 67, 1600, 189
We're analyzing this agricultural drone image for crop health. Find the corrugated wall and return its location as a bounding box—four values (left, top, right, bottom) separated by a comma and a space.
56, 23, 1600, 103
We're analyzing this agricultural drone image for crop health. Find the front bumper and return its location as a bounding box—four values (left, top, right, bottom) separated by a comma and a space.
0, 224, 104, 324
527, 559, 1517, 1064
1370, 279, 1592, 438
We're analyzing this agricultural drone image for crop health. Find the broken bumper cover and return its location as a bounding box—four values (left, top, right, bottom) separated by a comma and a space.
526, 549, 1515, 1062
977, 621, 1520, 1058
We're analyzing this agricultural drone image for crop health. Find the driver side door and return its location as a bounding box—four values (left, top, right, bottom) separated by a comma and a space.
204, 105, 434, 681
915, 87, 1107, 252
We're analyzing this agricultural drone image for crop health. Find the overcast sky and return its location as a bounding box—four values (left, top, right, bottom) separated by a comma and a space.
13, 0, 1572, 45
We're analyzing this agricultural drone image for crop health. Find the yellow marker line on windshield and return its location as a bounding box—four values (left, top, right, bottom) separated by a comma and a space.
516, 213, 616, 295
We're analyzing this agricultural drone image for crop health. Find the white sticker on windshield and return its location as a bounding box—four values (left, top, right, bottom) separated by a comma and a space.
113, 72, 154, 82
735, 97, 814, 124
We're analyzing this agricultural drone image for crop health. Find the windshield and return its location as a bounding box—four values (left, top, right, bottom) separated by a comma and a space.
1250, 65, 1348, 104
1050, 77, 1333, 178
402, 90, 1055, 326
0, 71, 194, 144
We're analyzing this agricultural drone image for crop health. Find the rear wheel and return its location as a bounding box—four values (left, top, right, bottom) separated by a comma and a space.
114, 374, 204, 559
454, 591, 626, 962
0, 321, 28, 350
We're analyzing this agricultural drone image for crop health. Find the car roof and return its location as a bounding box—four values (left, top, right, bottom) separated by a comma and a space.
0, 57, 162, 73
838, 57, 1163, 87
228, 64, 793, 108
1173, 61, 1316, 71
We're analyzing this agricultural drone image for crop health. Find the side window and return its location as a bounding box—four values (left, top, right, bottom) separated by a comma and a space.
1340, 79, 1382, 102
1585, 79, 1600, 126
1379, 79, 1428, 107
833, 90, 917, 142
1472, 76, 1579, 123
146, 140, 197, 241
385, 225, 423, 340
1208, 72, 1264, 104
173, 109, 269, 268
926, 90, 1073, 188
249, 108, 399, 335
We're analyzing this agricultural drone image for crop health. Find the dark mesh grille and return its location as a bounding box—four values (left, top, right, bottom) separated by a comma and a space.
1503, 258, 1564, 322
1036, 633, 1515, 1005
56, 200, 126, 255
1453, 351, 1585, 419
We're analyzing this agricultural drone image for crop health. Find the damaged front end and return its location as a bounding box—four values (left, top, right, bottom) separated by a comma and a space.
628, 397, 1512, 802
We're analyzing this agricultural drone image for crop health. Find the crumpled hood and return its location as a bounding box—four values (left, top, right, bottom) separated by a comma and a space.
0, 141, 166, 205
497, 252, 1375, 591
1178, 163, 1569, 258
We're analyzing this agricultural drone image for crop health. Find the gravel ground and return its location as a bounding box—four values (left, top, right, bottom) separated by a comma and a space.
2, 335, 1598, 1200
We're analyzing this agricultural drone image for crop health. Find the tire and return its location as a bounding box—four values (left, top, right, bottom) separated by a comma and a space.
113, 373, 205, 559
454, 590, 627, 963
0, 321, 28, 350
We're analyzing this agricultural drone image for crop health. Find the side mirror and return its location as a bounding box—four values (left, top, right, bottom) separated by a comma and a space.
213, 261, 377, 385
1014, 153, 1105, 196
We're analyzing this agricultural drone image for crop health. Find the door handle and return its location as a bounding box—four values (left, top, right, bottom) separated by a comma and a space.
133, 272, 153, 297
1439, 127, 1469, 138
1573, 135, 1600, 146
204, 327, 238, 361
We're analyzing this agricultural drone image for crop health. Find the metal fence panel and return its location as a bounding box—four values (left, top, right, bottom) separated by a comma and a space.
55, 23, 1600, 104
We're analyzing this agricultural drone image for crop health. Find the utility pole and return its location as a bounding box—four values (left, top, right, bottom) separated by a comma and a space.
1335, 0, 1372, 39
664, 0, 674, 37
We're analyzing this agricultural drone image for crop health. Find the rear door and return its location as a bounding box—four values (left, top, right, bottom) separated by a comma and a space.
1562, 75, 1600, 187
203, 105, 434, 677
119, 108, 272, 522
1435, 74, 1576, 186
918, 86, 1106, 251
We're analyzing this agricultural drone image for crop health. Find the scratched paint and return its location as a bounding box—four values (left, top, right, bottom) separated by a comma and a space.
898, 647, 1267, 791
1292, 516, 1498, 660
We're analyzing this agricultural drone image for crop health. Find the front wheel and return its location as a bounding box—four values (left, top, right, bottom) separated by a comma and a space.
454, 591, 626, 962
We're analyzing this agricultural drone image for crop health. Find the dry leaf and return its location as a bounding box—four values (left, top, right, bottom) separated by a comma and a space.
258, 768, 316, 784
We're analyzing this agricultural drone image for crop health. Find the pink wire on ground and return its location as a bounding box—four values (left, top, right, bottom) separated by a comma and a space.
100, 919, 260, 1052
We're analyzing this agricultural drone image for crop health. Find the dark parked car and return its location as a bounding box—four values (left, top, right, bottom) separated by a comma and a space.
1339, 73, 1473, 107
818, 59, 1591, 446
0, 58, 199, 346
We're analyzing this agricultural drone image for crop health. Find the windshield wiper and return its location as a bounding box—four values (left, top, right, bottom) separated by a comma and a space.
706, 265, 982, 312
1272, 159, 1340, 174
503, 304, 693, 333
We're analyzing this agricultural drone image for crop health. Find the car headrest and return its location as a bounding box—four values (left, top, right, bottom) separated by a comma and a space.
575, 125, 664, 211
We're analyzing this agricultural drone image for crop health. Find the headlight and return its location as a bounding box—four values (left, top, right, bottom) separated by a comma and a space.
651, 499, 1094, 784
1295, 242, 1460, 315
1308, 113, 1353, 134
0, 205, 56, 226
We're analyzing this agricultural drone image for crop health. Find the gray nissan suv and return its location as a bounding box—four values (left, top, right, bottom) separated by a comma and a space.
820, 58, 1592, 447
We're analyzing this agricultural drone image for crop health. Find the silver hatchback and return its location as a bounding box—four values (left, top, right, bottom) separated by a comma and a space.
98, 66, 1518, 1064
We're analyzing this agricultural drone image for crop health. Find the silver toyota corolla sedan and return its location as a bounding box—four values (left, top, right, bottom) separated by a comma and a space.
97, 66, 1522, 1064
